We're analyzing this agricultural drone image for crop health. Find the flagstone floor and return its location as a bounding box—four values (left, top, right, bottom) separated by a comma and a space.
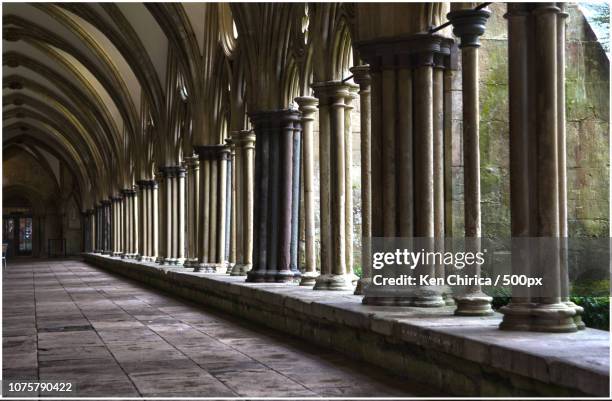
3, 259, 433, 398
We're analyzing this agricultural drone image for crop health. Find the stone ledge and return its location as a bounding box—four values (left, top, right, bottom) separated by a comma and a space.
83, 253, 610, 397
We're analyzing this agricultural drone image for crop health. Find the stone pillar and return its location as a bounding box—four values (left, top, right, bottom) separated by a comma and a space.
217, 147, 230, 272
226, 138, 237, 272
131, 189, 139, 259
137, 181, 147, 261
156, 169, 167, 264
290, 109, 302, 280
556, 4, 584, 329
247, 109, 301, 283
151, 178, 159, 262
102, 199, 112, 254
94, 205, 100, 252
196, 148, 211, 271
499, 3, 577, 333
312, 82, 353, 291
87, 209, 95, 252
295, 96, 319, 285
344, 85, 359, 285
351, 66, 372, 295
231, 131, 256, 276
176, 166, 186, 265
357, 34, 455, 306
184, 156, 200, 267
447, 6, 493, 316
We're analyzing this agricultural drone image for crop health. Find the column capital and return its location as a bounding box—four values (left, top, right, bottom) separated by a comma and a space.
248, 109, 301, 133
294, 96, 319, 118
356, 33, 456, 71
111, 196, 123, 202
237, 130, 256, 149
447, 8, 491, 48
311, 80, 351, 102
350, 65, 371, 88
183, 155, 200, 169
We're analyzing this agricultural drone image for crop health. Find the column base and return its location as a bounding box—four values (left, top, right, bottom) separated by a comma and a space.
102, 251, 112, 256
264, 269, 295, 283
499, 302, 578, 333
225, 262, 235, 274
230, 263, 251, 276
354, 277, 370, 295
313, 274, 354, 291
299, 270, 319, 286
454, 292, 494, 316
246, 268, 266, 283
566, 301, 586, 330
155, 256, 166, 264
111, 252, 123, 257
362, 286, 445, 307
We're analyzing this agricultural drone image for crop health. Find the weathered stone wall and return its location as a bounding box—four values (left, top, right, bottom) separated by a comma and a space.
452, 3, 610, 239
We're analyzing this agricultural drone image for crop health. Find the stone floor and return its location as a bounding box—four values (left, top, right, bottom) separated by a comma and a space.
3, 259, 434, 398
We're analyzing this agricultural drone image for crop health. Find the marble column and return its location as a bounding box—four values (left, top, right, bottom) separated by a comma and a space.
295, 97, 319, 285
447, 7, 494, 316
499, 3, 577, 332
137, 181, 147, 261
194, 146, 229, 272
231, 131, 256, 276
184, 157, 199, 267
556, 4, 584, 329
226, 138, 237, 272
87, 209, 95, 252
247, 109, 301, 283
357, 34, 455, 306
217, 147, 230, 272
102, 199, 112, 254
151, 179, 159, 262
312, 82, 353, 291
111, 196, 119, 256
94, 205, 100, 252
344, 85, 359, 285
351, 66, 372, 295
131, 189, 139, 259
176, 166, 186, 265
156, 169, 168, 264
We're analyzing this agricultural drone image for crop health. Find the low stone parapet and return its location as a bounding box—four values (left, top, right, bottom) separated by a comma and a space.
82, 253, 610, 397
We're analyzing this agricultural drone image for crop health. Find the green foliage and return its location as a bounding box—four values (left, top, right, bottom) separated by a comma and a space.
571, 296, 610, 330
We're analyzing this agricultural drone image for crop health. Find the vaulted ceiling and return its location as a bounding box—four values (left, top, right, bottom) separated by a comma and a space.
3, 3, 220, 210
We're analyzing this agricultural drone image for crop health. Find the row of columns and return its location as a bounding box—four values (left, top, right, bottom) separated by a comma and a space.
83, 2, 579, 333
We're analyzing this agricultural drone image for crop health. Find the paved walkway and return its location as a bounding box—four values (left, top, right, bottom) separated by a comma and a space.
3, 259, 432, 398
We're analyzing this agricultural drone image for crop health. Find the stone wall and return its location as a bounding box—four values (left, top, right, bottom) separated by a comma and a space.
452, 3, 610, 239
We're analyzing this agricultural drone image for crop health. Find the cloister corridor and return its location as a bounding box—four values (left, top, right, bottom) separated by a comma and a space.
3, 1, 610, 398
3, 259, 431, 398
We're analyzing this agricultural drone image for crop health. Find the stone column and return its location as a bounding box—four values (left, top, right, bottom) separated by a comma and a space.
290, 110, 302, 280
499, 3, 577, 333
184, 156, 199, 267
556, 4, 584, 329
351, 66, 372, 295
231, 131, 256, 276
94, 205, 100, 252
87, 209, 95, 252
102, 199, 112, 254
156, 169, 167, 264
164, 167, 175, 264
344, 85, 359, 285
247, 109, 301, 283
151, 179, 159, 262
226, 138, 237, 272
217, 147, 230, 272
176, 166, 186, 265
196, 148, 211, 271
137, 181, 147, 261
447, 7, 493, 316
295, 96, 319, 286
357, 34, 455, 306
132, 189, 139, 259
312, 82, 353, 291
111, 196, 119, 256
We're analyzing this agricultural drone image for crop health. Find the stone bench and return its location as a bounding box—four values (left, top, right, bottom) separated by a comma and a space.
83, 253, 610, 397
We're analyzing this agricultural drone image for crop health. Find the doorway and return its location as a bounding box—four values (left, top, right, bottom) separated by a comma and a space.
3, 213, 33, 257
